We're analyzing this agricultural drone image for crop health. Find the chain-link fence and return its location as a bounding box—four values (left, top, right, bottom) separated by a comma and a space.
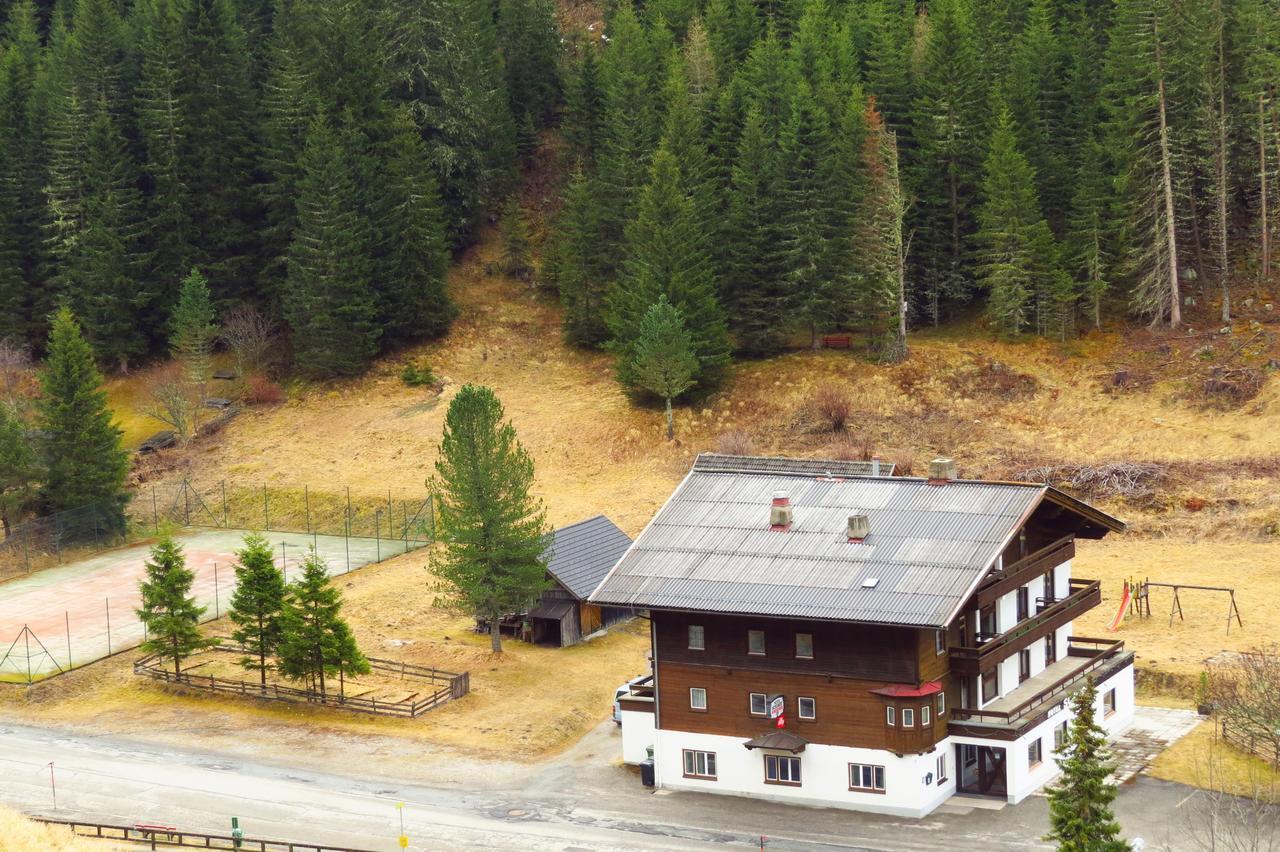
0, 501, 130, 582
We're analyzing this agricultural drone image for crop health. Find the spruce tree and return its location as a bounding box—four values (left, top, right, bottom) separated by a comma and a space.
35, 307, 129, 525
169, 267, 217, 387
1045, 678, 1128, 851
283, 120, 380, 377
552, 165, 610, 346
0, 0, 43, 344
562, 49, 605, 165
855, 98, 909, 361
137, 535, 217, 677
497, 0, 560, 127
277, 548, 366, 696
430, 384, 550, 654
608, 147, 731, 392
228, 531, 286, 688
631, 297, 698, 441
973, 108, 1067, 336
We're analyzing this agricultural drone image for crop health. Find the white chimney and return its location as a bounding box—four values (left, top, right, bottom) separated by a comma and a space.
770, 491, 793, 530
928, 457, 958, 484
847, 514, 870, 542
871, 457, 882, 477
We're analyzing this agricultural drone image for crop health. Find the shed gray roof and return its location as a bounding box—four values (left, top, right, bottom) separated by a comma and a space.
589, 454, 1122, 628
545, 515, 634, 600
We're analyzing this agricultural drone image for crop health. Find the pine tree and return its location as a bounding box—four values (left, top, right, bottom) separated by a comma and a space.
169, 267, 217, 387
499, 196, 532, 280
1045, 678, 1128, 851
283, 120, 380, 377
277, 549, 366, 695
608, 147, 731, 392
631, 297, 698, 441
973, 108, 1068, 336
855, 98, 910, 362
35, 307, 129, 525
0, 0, 43, 344
227, 531, 286, 688
0, 405, 37, 537
430, 384, 550, 653
562, 49, 606, 165
137, 536, 217, 677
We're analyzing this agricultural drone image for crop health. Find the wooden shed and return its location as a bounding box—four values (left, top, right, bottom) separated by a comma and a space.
527, 515, 634, 647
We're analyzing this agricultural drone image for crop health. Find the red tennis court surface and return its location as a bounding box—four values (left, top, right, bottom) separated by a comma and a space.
0, 529, 419, 682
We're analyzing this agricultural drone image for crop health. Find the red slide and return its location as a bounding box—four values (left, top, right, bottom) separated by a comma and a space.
1107, 582, 1132, 632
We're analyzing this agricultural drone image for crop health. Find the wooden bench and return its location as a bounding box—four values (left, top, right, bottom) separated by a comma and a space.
821, 334, 853, 349
133, 823, 177, 838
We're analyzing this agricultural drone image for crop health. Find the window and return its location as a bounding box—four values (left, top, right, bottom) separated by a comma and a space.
937, 692, 946, 716
683, 749, 717, 779
1045, 631, 1057, 664
795, 633, 814, 659
934, 629, 946, 655
1019, 649, 1032, 683
798, 697, 816, 720
982, 669, 999, 703
902, 707, 915, 728
1103, 688, 1116, 717
1054, 721, 1068, 751
748, 630, 766, 655
1016, 587, 1029, 621
688, 624, 705, 650
764, 754, 801, 786
690, 687, 707, 711
849, 763, 886, 792
980, 605, 996, 638
936, 753, 947, 783
749, 693, 768, 716
921, 704, 931, 726
1029, 738, 1043, 767
886, 705, 895, 727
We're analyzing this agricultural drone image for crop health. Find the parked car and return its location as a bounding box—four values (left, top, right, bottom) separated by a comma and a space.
613, 675, 648, 724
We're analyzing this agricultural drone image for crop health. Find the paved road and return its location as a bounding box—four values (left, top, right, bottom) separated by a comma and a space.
0, 721, 1206, 851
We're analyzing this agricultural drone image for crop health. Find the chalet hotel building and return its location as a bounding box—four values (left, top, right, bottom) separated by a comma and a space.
592, 454, 1134, 817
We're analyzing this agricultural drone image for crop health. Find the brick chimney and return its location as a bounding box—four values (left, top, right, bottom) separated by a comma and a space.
770, 491, 793, 531
928, 457, 958, 485
847, 514, 870, 542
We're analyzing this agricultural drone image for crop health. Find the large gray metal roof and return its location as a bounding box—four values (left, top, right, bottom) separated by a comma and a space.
589, 454, 1115, 628
545, 515, 634, 600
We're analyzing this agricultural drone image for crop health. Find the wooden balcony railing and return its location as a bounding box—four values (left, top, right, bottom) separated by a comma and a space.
950, 578, 1101, 676
973, 535, 1075, 608
947, 636, 1130, 729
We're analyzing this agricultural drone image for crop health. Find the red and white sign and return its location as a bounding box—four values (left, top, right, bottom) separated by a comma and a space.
775, 714, 786, 729
768, 696, 785, 719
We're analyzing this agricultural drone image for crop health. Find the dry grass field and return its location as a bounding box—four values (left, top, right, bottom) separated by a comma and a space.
0, 807, 107, 850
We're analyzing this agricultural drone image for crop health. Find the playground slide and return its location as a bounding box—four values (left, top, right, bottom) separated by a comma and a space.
1107, 583, 1132, 632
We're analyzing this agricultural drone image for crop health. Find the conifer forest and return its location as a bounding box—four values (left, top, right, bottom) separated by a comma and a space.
1, 0, 1279, 389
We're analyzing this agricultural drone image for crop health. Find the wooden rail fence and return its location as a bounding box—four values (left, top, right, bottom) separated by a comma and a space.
134, 646, 469, 718
1220, 718, 1280, 767
34, 817, 377, 851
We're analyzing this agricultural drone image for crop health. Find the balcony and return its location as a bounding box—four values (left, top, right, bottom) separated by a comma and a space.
973, 535, 1075, 608
947, 636, 1133, 736
949, 578, 1102, 677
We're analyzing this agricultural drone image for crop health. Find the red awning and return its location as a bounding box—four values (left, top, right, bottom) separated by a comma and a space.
869, 680, 942, 698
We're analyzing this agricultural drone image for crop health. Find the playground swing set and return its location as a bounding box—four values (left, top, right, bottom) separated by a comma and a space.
1107, 577, 1243, 634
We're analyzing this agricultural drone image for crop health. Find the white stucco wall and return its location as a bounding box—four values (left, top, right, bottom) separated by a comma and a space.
652, 730, 956, 817
620, 707, 656, 765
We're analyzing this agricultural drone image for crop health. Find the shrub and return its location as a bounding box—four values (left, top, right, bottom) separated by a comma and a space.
401, 361, 438, 388
811, 384, 852, 432
826, 433, 875, 461
244, 374, 284, 405
714, 429, 755, 456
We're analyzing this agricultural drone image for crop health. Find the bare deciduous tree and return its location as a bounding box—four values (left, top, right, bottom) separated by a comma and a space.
220, 305, 277, 379
0, 340, 35, 411
1181, 731, 1280, 852
144, 367, 196, 440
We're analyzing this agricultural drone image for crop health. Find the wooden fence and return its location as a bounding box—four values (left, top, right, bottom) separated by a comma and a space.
134, 647, 469, 718
34, 817, 376, 851
1220, 718, 1280, 767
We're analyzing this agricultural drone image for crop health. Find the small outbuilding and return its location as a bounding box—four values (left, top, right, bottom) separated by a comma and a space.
527, 515, 634, 647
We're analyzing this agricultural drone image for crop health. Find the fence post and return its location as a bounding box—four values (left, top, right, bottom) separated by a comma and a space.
345, 487, 352, 573
213, 563, 220, 618
65, 611, 72, 671
387, 490, 393, 541
183, 481, 190, 526
105, 598, 111, 655
263, 484, 269, 531
152, 486, 159, 532
221, 480, 228, 527
305, 485, 311, 535
375, 511, 381, 562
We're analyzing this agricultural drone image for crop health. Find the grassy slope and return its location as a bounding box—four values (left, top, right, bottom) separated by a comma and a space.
64, 218, 1280, 790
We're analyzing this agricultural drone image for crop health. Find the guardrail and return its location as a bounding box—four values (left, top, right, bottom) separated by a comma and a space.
34, 817, 377, 851
134, 645, 469, 717
950, 578, 1101, 675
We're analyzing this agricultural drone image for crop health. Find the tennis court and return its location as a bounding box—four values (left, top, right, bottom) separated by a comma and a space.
0, 529, 422, 683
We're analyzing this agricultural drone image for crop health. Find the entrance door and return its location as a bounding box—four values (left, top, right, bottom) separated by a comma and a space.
956, 744, 1008, 797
